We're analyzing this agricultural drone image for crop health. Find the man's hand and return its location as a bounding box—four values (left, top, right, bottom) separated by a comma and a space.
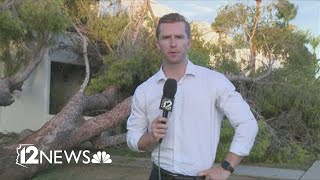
137, 117, 168, 151
197, 166, 231, 180
150, 116, 168, 142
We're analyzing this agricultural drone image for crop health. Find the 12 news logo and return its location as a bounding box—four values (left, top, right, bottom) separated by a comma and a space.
160, 98, 173, 111
16, 144, 112, 168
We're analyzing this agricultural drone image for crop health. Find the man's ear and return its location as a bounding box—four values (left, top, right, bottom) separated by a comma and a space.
156, 41, 160, 50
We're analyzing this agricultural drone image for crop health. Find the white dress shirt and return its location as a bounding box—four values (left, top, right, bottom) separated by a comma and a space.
127, 60, 258, 176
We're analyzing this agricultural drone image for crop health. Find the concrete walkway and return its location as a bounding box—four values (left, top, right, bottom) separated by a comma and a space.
111, 156, 320, 180
299, 161, 320, 180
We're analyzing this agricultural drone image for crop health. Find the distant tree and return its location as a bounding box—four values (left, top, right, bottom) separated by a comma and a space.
211, 0, 320, 166
210, 0, 317, 80
307, 34, 320, 75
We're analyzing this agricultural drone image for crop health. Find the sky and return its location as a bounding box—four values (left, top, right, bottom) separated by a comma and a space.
156, 0, 320, 57
100, 0, 320, 58
156, 0, 320, 33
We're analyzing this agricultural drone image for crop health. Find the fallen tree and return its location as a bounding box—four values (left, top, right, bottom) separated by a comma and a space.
0, 37, 51, 106
0, 23, 131, 179
0, 93, 131, 179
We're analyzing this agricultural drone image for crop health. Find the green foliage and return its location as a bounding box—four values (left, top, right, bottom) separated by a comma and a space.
248, 75, 320, 165
188, 42, 210, 67
18, 0, 70, 35
87, 21, 212, 96
274, 0, 298, 25
104, 50, 160, 93
86, 40, 161, 96
188, 25, 211, 67
212, 3, 249, 34
252, 75, 306, 118
94, 13, 129, 47
65, 0, 128, 49
215, 120, 233, 162
216, 120, 271, 163
64, 0, 98, 24
0, 0, 71, 76
216, 118, 313, 166
211, 3, 319, 168
267, 142, 309, 165
210, 0, 312, 78
209, 40, 241, 74
261, 76, 320, 122
0, 46, 29, 76
245, 121, 271, 162
0, 10, 24, 43
215, 58, 241, 74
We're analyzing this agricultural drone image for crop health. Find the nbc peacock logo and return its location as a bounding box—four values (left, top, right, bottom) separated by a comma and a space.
91, 151, 112, 164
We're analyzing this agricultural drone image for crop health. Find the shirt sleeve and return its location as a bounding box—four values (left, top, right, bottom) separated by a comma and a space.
126, 86, 148, 152
215, 74, 258, 156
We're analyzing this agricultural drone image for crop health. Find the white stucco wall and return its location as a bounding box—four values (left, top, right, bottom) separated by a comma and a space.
0, 50, 51, 133
0, 33, 84, 133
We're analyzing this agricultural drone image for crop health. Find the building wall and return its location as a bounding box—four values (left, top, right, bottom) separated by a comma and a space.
0, 50, 51, 133
0, 33, 85, 133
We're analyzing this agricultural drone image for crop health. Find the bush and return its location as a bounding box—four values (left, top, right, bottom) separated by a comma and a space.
215, 120, 271, 163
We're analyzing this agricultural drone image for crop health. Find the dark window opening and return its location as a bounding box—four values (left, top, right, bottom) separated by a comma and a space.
49, 62, 85, 115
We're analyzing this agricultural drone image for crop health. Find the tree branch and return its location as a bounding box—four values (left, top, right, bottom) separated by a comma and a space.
147, 0, 157, 30
74, 25, 90, 93
132, 0, 148, 44
0, 34, 52, 106
91, 133, 126, 149
65, 97, 131, 147
226, 68, 272, 82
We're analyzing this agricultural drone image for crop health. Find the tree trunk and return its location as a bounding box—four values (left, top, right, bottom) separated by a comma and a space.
0, 92, 131, 180
132, 0, 148, 44
0, 39, 50, 107
0, 25, 131, 179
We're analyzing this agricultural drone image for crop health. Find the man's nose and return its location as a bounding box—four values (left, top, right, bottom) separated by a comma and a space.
170, 38, 177, 47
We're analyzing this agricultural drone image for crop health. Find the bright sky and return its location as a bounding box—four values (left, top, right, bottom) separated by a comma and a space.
156, 0, 320, 57
100, 0, 320, 58
156, 0, 320, 33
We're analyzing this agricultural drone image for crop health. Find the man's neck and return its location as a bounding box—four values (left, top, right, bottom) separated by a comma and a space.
162, 59, 188, 81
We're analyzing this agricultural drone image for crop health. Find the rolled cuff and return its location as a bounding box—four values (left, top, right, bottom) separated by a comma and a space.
229, 142, 252, 156
126, 131, 145, 152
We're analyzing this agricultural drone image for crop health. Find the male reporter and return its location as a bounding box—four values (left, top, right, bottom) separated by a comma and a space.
127, 13, 258, 180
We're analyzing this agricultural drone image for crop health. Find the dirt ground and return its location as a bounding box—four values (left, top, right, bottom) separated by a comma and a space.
32, 164, 273, 180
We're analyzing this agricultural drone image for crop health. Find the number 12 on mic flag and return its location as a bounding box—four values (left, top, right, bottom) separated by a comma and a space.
160, 97, 174, 111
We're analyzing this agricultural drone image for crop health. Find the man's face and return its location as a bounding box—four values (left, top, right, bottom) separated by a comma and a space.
156, 22, 191, 65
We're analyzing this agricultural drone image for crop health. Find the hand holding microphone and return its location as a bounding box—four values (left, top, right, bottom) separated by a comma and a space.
158, 78, 177, 143
150, 117, 168, 143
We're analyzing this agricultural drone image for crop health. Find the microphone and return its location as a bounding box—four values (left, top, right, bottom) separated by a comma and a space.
159, 78, 177, 143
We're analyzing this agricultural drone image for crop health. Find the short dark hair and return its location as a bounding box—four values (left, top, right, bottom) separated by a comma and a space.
156, 13, 191, 40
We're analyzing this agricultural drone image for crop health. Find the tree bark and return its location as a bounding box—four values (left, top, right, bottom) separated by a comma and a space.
0, 92, 131, 180
0, 30, 51, 107
248, 0, 261, 73
91, 133, 127, 149
147, 0, 157, 30
226, 69, 272, 82
132, 0, 148, 44
0, 46, 48, 106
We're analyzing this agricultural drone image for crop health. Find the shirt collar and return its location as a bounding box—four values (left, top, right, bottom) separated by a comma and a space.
156, 60, 197, 82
